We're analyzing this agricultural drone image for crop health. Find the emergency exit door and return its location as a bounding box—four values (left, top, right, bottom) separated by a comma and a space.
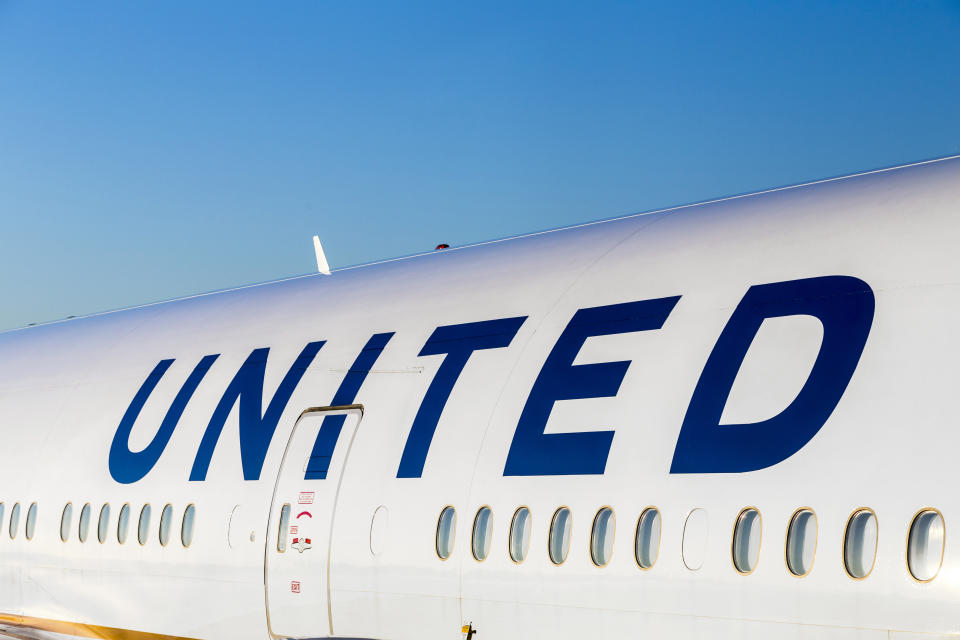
265, 405, 363, 639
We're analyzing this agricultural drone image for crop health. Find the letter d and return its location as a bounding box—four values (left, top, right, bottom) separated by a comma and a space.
670, 276, 875, 474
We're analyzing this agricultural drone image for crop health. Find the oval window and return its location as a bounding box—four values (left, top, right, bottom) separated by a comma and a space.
60, 503, 73, 542
786, 509, 817, 576
436, 506, 457, 560
159, 504, 174, 547
509, 507, 532, 563
138, 505, 152, 546
25, 503, 37, 541
182, 504, 196, 548
844, 509, 878, 579
78, 503, 91, 543
97, 504, 111, 544
472, 507, 493, 561
549, 507, 572, 565
276, 504, 291, 552
907, 509, 944, 582
732, 507, 762, 574
682, 508, 708, 571
590, 507, 615, 567
635, 508, 661, 569
9, 503, 21, 540
117, 504, 131, 544
369, 505, 388, 556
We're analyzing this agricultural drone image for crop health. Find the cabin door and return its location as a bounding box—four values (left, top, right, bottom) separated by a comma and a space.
265, 405, 364, 639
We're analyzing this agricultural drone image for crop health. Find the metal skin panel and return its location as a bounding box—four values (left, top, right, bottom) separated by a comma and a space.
0, 157, 958, 639
264, 409, 357, 638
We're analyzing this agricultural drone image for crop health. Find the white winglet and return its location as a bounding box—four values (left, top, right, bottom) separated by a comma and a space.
313, 235, 331, 275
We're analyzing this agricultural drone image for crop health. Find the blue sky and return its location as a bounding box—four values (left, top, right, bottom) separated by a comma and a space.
1, 1, 958, 330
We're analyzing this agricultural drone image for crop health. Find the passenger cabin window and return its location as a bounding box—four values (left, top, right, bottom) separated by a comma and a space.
509, 507, 532, 563
548, 507, 572, 565
732, 507, 762, 574
138, 505, 152, 546
844, 509, 878, 579
276, 504, 291, 553
635, 508, 661, 569
117, 504, 131, 544
435, 506, 456, 560
471, 507, 493, 561
97, 504, 110, 544
78, 503, 91, 543
9, 503, 20, 540
25, 503, 37, 541
159, 504, 174, 547
590, 507, 615, 567
907, 509, 944, 582
786, 509, 817, 577
182, 504, 196, 548
60, 504, 73, 542
0, 503, 4, 535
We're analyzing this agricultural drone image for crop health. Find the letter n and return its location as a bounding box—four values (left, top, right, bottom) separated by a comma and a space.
189, 341, 324, 481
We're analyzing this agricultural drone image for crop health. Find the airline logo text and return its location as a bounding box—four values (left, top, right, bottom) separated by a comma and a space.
108, 276, 874, 483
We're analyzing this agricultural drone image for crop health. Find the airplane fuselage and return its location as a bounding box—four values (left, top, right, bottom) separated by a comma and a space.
1, 157, 959, 640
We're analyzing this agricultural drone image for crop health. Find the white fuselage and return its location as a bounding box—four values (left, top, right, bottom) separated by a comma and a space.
1, 157, 959, 640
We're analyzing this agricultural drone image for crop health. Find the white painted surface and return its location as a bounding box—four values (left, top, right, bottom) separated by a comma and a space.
682, 508, 709, 571
0, 158, 959, 639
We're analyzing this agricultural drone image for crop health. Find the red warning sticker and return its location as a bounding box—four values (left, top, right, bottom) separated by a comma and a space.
289, 525, 299, 536
298, 492, 315, 505
291, 580, 301, 593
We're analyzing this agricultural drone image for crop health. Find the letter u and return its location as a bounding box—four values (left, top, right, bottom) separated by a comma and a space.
109, 355, 218, 484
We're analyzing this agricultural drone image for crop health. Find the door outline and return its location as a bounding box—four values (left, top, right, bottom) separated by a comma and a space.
263, 404, 364, 639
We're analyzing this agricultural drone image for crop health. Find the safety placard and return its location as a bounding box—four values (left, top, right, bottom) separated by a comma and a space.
292, 537, 312, 553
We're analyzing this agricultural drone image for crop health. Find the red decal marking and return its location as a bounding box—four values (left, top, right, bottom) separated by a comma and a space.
298, 492, 315, 505
296, 511, 312, 519
289, 525, 298, 535
291, 581, 301, 593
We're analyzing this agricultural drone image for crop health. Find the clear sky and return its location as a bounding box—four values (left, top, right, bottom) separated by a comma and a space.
1, 1, 958, 331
